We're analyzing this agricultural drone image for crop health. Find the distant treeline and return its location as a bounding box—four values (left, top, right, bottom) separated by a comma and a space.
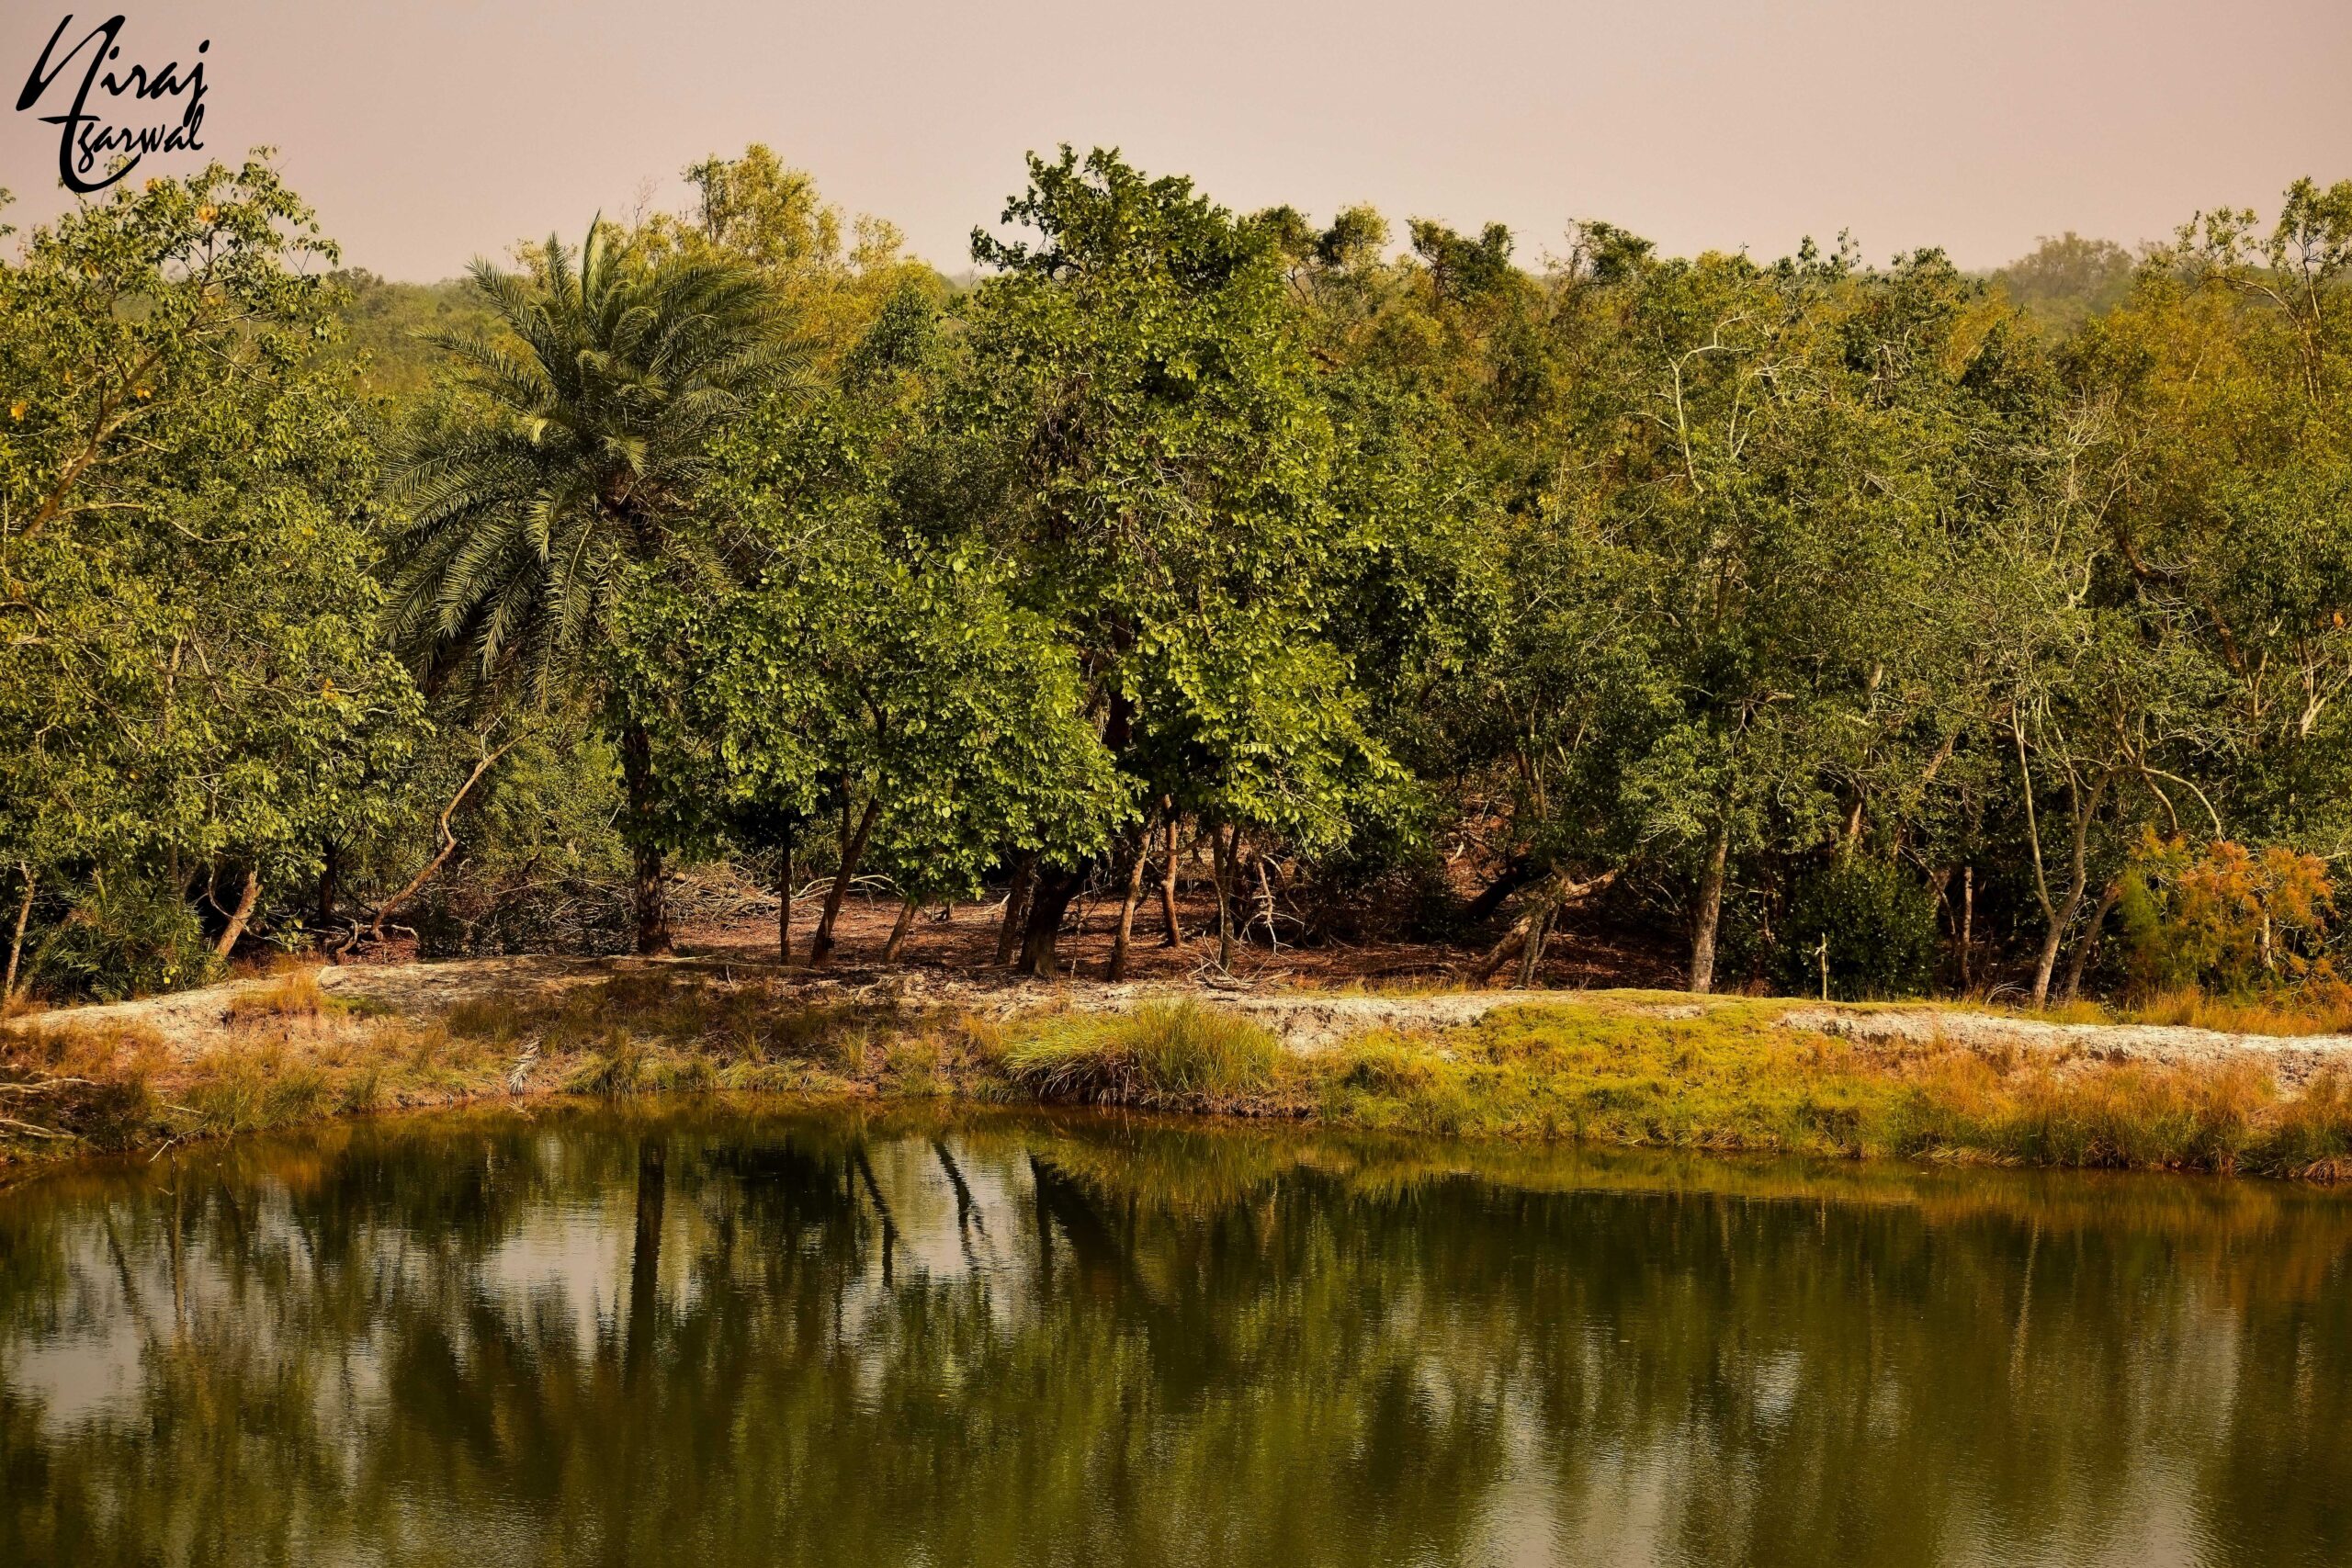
4, 147, 2349, 1005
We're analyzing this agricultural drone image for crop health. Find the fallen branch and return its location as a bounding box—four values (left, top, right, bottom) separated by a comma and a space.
1469, 868, 1619, 986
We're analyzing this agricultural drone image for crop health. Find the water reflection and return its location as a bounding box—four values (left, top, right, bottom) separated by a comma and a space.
2, 1102, 2348, 1567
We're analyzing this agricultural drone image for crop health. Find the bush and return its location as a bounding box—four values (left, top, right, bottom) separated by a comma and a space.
1771, 856, 1937, 1000
2117, 833, 2334, 995
27, 873, 220, 1002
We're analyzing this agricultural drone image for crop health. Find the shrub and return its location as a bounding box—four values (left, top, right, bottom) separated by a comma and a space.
224, 970, 332, 1022
2118, 833, 2334, 995
1771, 856, 1938, 1000
25, 873, 218, 1002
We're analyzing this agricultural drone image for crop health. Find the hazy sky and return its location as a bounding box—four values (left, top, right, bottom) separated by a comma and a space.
4, 0, 2348, 279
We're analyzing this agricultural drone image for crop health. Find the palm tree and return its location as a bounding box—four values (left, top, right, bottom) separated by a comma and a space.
383, 221, 804, 953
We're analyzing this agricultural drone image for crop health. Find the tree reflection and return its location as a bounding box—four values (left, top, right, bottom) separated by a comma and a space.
1, 1103, 2347, 1566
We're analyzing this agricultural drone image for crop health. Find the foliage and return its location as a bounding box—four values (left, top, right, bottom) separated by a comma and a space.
2118, 833, 2335, 994
1770, 856, 1940, 1000
14, 149, 2352, 1008
0, 159, 423, 997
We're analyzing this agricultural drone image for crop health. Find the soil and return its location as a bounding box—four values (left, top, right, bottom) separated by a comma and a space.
670, 885, 1681, 990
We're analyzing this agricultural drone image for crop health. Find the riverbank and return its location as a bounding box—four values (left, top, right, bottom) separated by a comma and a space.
5, 957, 2351, 1180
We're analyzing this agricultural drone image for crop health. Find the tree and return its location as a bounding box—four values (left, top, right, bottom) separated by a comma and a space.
380, 222, 806, 953
615, 296, 1125, 966
0, 158, 421, 995
934, 149, 1407, 974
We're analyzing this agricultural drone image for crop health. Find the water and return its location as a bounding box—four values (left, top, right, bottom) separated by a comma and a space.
1, 1101, 2347, 1567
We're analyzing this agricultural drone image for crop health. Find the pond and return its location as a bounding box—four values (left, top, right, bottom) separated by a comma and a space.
1, 1101, 2347, 1567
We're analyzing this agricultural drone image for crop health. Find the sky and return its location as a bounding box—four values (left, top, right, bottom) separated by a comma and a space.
2, 0, 2348, 280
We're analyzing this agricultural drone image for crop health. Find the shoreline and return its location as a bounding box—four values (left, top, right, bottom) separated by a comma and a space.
4, 956, 2351, 1182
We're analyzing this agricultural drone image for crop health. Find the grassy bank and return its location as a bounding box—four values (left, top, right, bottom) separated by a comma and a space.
6, 969, 2352, 1181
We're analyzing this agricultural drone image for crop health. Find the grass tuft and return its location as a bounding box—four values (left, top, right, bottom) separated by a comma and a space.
223, 970, 333, 1023
1000, 1001, 1283, 1109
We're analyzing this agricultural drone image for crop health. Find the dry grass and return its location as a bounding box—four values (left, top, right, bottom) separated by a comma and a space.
223, 969, 334, 1023
1301, 1001, 2352, 1179
2113, 986, 2352, 1038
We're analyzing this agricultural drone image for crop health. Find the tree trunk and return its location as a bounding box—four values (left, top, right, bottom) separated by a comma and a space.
882, 895, 919, 963
372, 738, 514, 943
1108, 829, 1148, 982
1251, 855, 1283, 952
1515, 903, 1553, 988
2060, 879, 2123, 1002
1212, 823, 1241, 972
1157, 812, 1183, 946
1688, 820, 1732, 994
1960, 865, 1975, 989
316, 842, 339, 931
212, 867, 260, 962
2027, 775, 2110, 1008
809, 797, 880, 968
1018, 864, 1089, 978
995, 852, 1037, 966
1470, 869, 1618, 984
619, 720, 672, 955
5, 863, 33, 1002
775, 823, 795, 965
1463, 856, 1535, 927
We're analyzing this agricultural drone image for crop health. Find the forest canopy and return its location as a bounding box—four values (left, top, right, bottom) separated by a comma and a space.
4, 148, 2349, 1008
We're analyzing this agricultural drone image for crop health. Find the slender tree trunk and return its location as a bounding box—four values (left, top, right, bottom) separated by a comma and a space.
775, 822, 795, 965
1157, 812, 1183, 946
1688, 819, 1732, 995
619, 720, 673, 956
1250, 860, 1288, 959
882, 895, 919, 963
316, 842, 339, 931
2025, 770, 2110, 1009
809, 797, 880, 968
373, 738, 514, 943
1018, 864, 1089, 978
2060, 879, 2123, 1002
1108, 829, 1148, 982
5, 863, 33, 1002
1960, 865, 1975, 990
1212, 823, 1240, 972
212, 867, 260, 962
996, 852, 1036, 966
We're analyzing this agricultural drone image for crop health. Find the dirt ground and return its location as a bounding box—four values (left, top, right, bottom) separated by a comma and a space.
671, 885, 1681, 989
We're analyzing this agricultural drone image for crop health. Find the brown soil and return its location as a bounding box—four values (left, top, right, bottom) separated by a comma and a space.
672, 886, 1679, 989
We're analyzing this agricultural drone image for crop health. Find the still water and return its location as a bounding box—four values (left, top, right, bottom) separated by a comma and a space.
1, 1101, 2347, 1567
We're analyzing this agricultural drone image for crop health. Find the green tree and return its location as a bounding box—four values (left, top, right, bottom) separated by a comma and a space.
936, 149, 1406, 974
0, 158, 420, 995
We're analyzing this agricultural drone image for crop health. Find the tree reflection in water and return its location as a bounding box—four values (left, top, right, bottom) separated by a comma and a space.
2, 1102, 2348, 1567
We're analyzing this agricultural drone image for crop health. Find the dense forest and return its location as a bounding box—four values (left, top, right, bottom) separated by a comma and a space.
3, 148, 2349, 1008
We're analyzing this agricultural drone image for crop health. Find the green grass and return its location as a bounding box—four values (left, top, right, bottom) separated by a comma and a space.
996, 1001, 1283, 1108
1301, 1001, 2352, 1179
